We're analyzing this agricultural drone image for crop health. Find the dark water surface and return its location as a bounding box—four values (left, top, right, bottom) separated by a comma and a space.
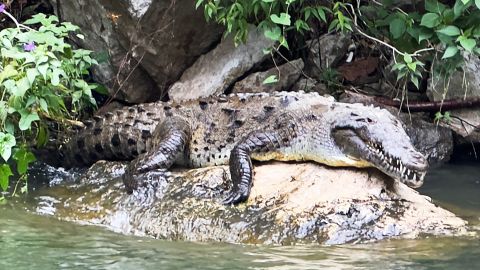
1, 163, 479, 270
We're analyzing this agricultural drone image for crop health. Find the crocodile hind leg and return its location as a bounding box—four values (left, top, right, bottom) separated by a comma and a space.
223, 125, 298, 205
123, 116, 191, 195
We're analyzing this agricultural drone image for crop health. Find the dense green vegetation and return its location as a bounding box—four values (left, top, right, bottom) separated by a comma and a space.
197, 0, 480, 88
0, 6, 99, 197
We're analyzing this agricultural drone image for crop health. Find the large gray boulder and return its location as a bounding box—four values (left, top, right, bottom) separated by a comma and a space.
305, 33, 351, 79
427, 52, 480, 142
30, 161, 466, 245
49, 0, 223, 103
400, 115, 453, 166
232, 59, 304, 94
168, 25, 276, 102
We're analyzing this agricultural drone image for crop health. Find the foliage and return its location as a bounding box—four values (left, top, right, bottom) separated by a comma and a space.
196, 0, 480, 91
0, 10, 98, 196
434, 110, 452, 124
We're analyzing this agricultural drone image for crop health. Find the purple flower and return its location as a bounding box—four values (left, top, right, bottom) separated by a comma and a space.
0, 4, 5, 13
23, 41, 36, 52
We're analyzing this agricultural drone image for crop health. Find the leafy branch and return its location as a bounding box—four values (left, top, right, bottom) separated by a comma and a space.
0, 6, 100, 197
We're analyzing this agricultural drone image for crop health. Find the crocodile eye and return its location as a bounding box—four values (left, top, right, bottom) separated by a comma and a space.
355, 118, 373, 123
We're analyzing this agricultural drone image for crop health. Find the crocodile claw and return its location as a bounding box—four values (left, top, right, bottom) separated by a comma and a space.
222, 188, 250, 205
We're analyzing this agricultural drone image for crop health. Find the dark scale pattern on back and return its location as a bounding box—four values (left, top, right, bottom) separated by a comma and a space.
59, 93, 312, 168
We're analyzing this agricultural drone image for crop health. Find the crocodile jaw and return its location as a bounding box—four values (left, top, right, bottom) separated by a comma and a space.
332, 128, 428, 188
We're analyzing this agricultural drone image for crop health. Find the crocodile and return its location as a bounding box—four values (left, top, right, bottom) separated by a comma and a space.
54, 91, 428, 204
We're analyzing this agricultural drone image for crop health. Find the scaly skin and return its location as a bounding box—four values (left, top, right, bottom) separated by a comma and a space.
55, 92, 428, 204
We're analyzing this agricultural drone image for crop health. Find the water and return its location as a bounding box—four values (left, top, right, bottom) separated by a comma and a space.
1, 163, 479, 270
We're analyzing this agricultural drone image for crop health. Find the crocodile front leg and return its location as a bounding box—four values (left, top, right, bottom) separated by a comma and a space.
223, 127, 297, 205
123, 116, 191, 195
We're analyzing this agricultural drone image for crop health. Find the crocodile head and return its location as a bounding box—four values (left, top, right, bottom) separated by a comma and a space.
331, 105, 428, 188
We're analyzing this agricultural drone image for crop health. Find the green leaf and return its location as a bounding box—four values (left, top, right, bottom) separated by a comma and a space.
476, 0, 480, 9
442, 8, 455, 24
420, 13, 440, 28
23, 13, 47, 25
26, 68, 39, 85
389, 18, 406, 39
328, 19, 338, 32
39, 98, 48, 113
316, 7, 327, 22
1, 38, 12, 49
0, 65, 18, 84
304, 7, 312, 21
460, 38, 476, 52
270, 13, 291, 26
195, 0, 204, 9
436, 25, 461, 36
72, 90, 83, 103
0, 132, 16, 162
13, 147, 36, 175
391, 63, 406, 71
442, 46, 459, 59
263, 75, 278, 84
425, 0, 446, 13
36, 125, 48, 147
264, 26, 281, 41
403, 54, 413, 63
18, 111, 40, 131
454, 1, 467, 18
37, 64, 49, 80
411, 76, 420, 89
437, 32, 454, 45
0, 101, 7, 124
14, 77, 30, 97
0, 164, 12, 191
51, 69, 62, 86
407, 62, 417, 71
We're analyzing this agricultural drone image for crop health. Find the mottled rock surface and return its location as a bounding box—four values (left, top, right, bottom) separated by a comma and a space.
427, 52, 480, 142
400, 115, 453, 167
232, 59, 304, 94
168, 25, 275, 101
29, 162, 466, 245
305, 33, 351, 79
49, 0, 223, 103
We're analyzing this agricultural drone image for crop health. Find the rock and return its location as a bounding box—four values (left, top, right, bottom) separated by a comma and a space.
29, 162, 466, 245
305, 33, 351, 79
168, 25, 276, 101
291, 77, 330, 96
427, 52, 480, 141
400, 115, 453, 167
232, 59, 304, 94
49, 0, 223, 103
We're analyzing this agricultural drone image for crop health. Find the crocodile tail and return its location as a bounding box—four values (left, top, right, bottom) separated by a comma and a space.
58, 104, 161, 168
